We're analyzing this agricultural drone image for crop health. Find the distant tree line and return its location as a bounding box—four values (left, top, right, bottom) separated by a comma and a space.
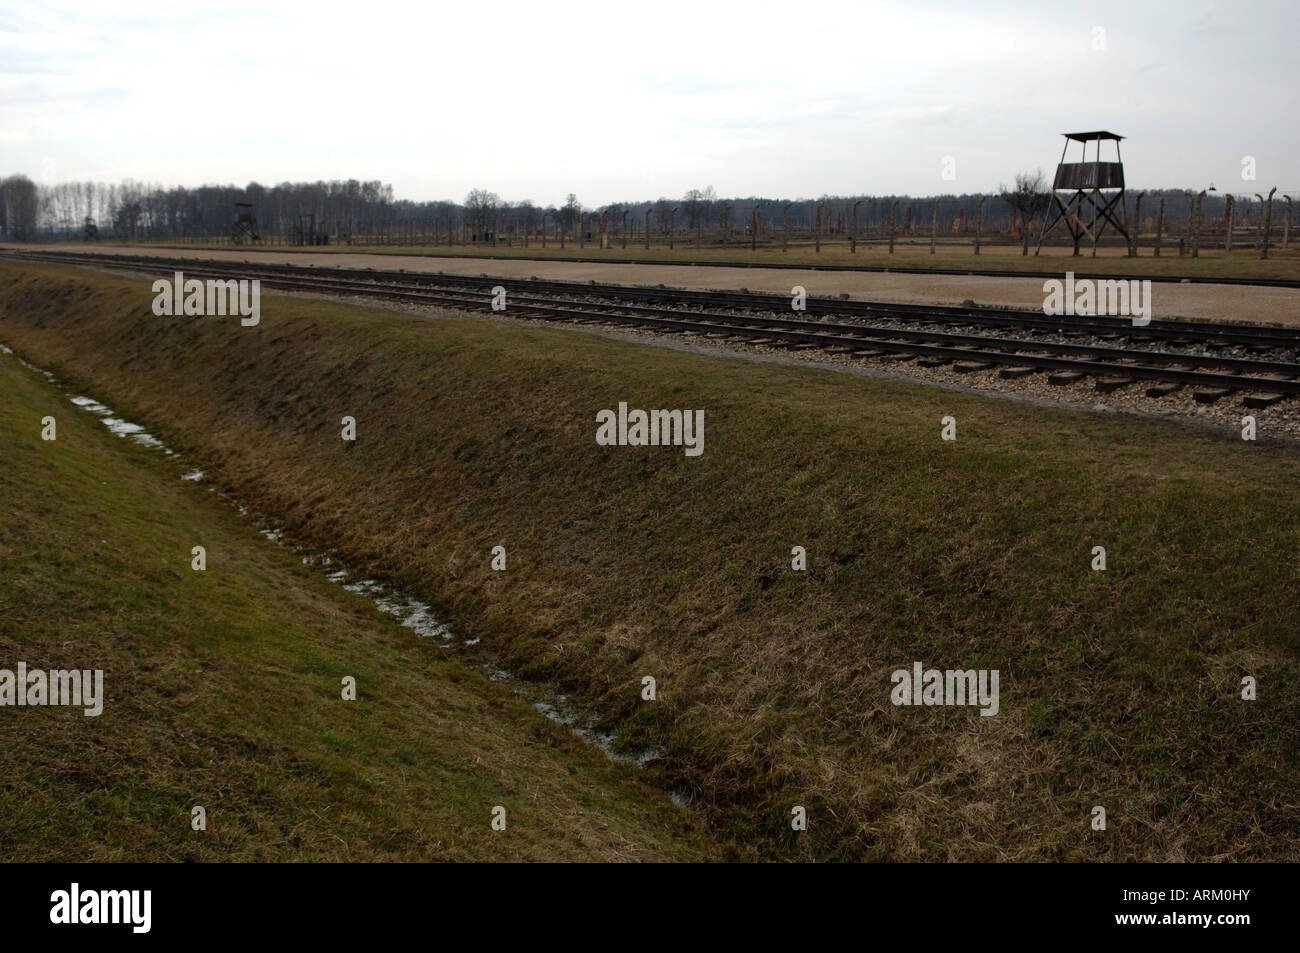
0, 172, 1285, 244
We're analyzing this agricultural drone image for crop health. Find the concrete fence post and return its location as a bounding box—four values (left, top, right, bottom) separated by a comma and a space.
1130, 191, 1145, 257
1259, 187, 1277, 260
1154, 196, 1164, 257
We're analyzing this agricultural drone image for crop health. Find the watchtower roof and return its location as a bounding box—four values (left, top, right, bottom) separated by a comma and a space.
1062, 131, 1124, 142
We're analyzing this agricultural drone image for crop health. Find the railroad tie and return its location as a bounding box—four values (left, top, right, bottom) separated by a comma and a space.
1048, 371, 1087, 386
1243, 392, 1286, 409
1145, 382, 1183, 398
954, 361, 995, 373
1094, 377, 1137, 393
1193, 388, 1234, 404
998, 366, 1037, 379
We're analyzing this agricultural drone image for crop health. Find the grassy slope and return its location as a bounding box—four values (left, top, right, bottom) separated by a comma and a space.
2, 261, 1298, 861
126, 238, 1300, 281
0, 339, 711, 861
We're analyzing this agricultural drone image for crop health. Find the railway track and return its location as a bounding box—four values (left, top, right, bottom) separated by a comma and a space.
6, 249, 1300, 404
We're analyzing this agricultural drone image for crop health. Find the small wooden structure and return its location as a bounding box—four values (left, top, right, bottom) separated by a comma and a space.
232, 202, 260, 245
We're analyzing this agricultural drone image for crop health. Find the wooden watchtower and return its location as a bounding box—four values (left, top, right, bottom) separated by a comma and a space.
1035, 131, 1129, 255
232, 202, 260, 245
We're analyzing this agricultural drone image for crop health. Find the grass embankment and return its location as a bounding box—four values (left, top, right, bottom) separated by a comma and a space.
0, 333, 711, 861
2, 261, 1298, 861
124, 238, 1300, 281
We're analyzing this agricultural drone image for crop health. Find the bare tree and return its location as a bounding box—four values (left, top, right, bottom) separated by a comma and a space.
464, 188, 500, 241
1000, 170, 1051, 255
561, 193, 581, 235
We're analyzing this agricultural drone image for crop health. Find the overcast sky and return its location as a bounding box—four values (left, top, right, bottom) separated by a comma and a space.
3, 0, 1297, 205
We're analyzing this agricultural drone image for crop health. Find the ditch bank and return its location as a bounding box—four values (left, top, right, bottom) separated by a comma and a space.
3, 261, 1299, 861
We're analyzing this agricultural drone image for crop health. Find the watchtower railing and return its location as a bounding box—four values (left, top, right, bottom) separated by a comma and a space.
1053, 162, 1125, 191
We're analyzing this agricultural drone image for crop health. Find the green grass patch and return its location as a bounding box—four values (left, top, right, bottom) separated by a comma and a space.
0, 336, 711, 861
